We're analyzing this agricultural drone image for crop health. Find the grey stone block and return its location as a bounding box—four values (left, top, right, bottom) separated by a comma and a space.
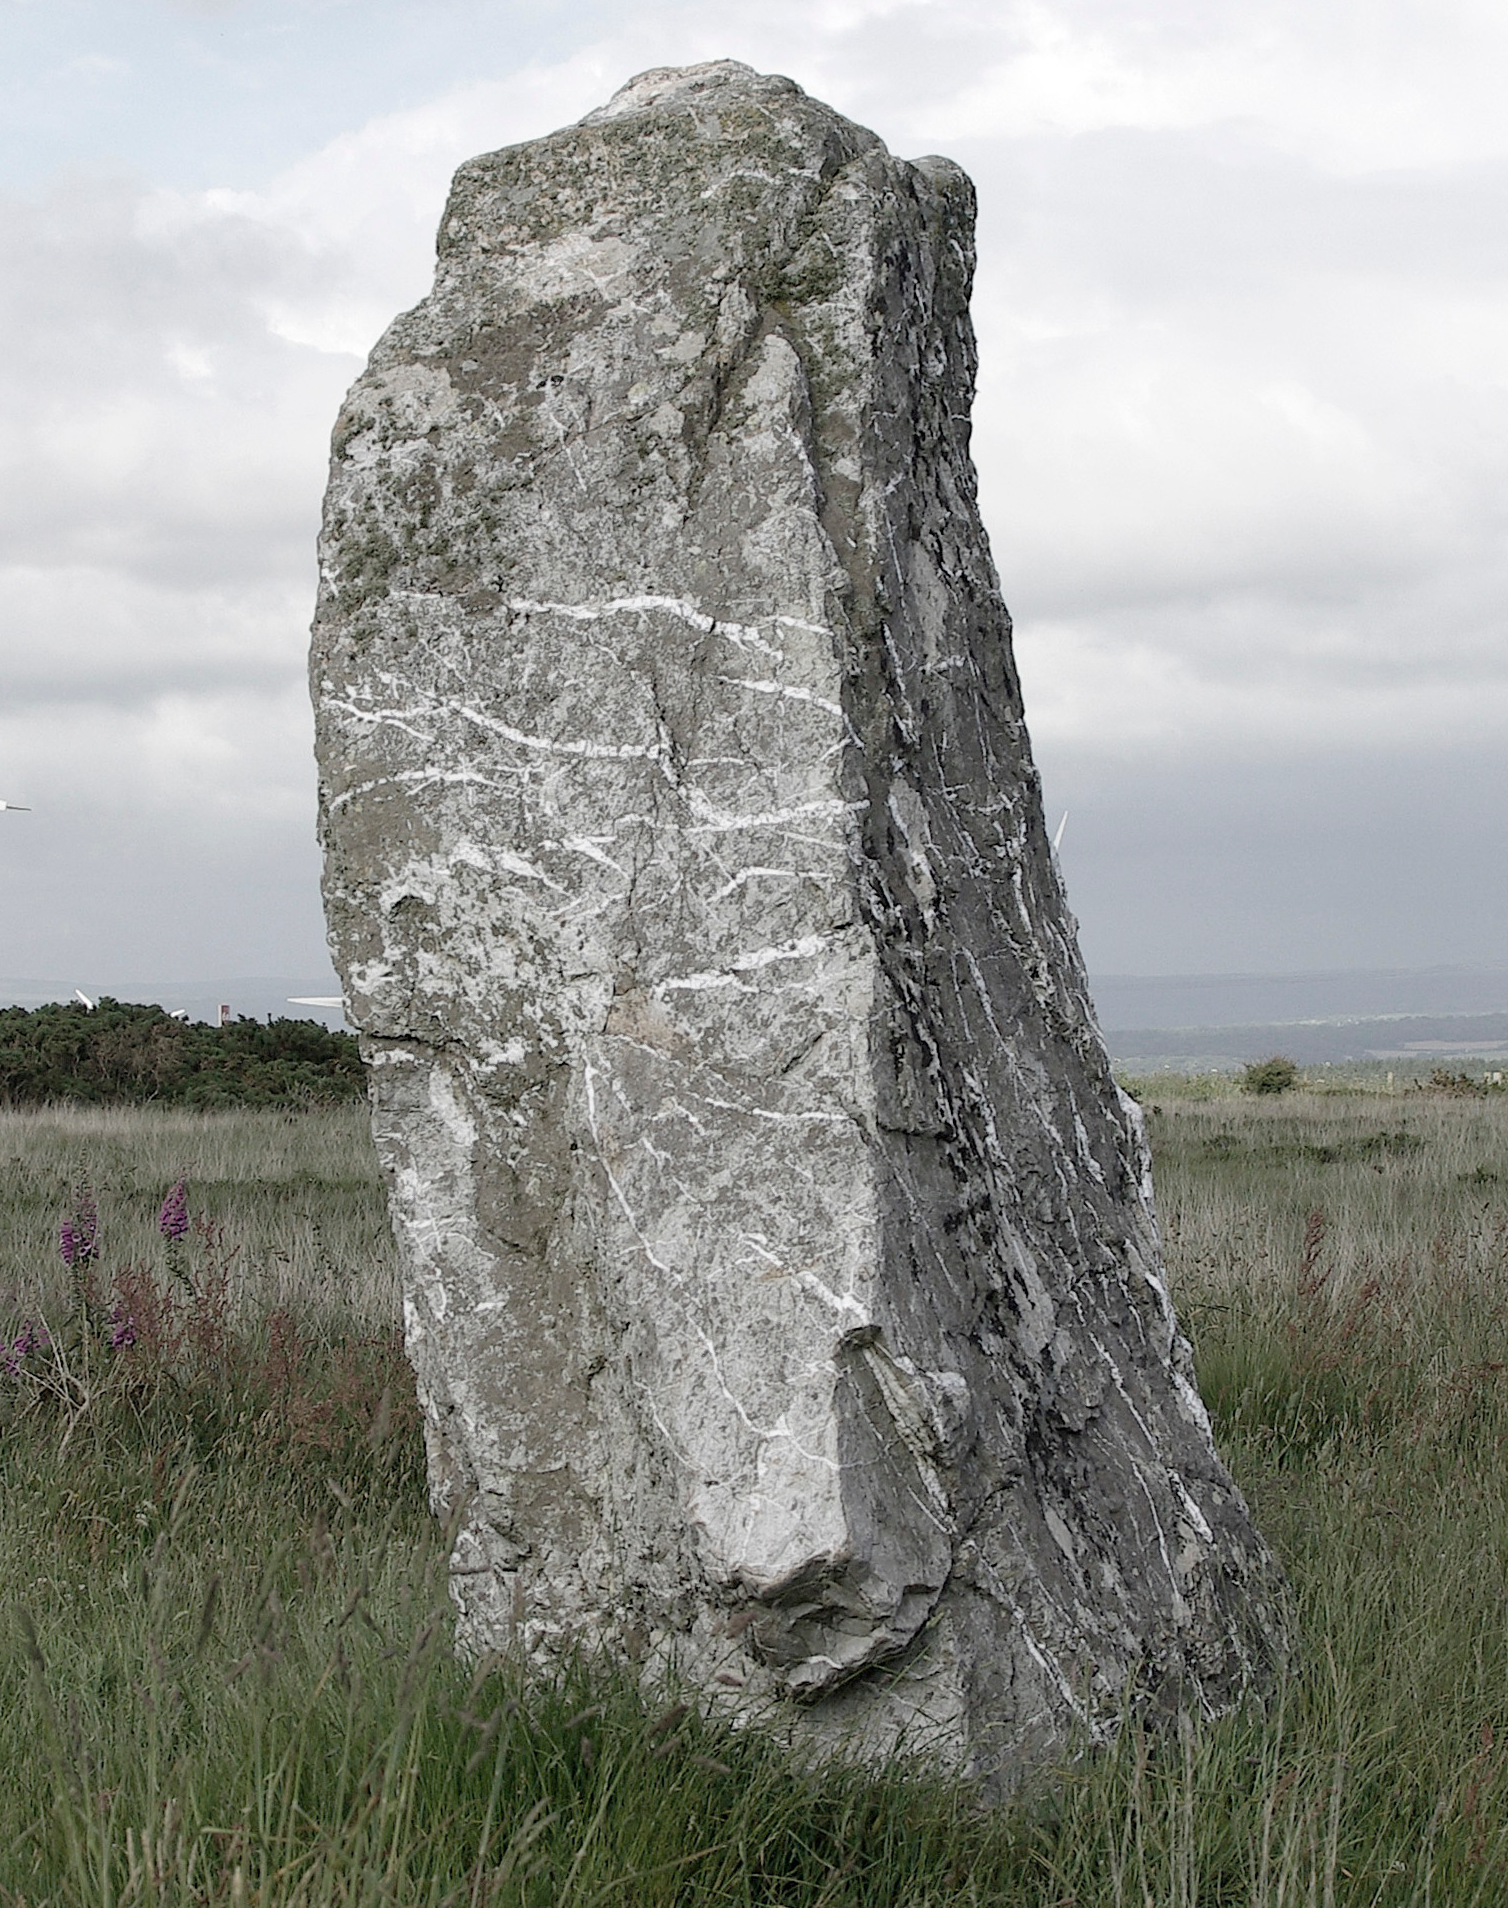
311, 59, 1282, 1787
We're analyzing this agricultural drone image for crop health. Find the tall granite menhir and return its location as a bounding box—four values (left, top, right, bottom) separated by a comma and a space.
312, 62, 1280, 1783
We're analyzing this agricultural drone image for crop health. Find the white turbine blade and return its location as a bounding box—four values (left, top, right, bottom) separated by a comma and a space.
0, 801, 31, 811
287, 996, 344, 1007
1052, 810, 1069, 851
73, 989, 95, 1010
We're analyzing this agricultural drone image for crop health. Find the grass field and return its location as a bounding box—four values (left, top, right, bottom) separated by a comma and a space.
2, 1085, 1508, 1904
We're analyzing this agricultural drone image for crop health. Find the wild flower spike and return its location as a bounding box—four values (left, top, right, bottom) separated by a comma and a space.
75, 1187, 98, 1261
60, 1185, 99, 1267
158, 1178, 189, 1243
7, 1321, 48, 1367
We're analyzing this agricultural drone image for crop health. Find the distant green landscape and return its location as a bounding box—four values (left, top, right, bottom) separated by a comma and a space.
0, 998, 364, 1109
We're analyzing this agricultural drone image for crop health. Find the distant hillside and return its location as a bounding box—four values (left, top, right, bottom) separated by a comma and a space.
0, 998, 365, 1108
1093, 965, 1508, 1032
1090, 966, 1508, 1070
1105, 1012, 1508, 1072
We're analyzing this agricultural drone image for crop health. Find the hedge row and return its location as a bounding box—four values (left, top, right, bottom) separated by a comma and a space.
0, 998, 365, 1108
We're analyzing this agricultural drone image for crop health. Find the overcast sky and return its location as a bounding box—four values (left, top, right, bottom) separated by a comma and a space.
2, 0, 1505, 989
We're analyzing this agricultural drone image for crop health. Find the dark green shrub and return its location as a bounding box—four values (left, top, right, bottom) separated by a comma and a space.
0, 997, 364, 1108
1427, 1066, 1496, 1096
1242, 1054, 1300, 1095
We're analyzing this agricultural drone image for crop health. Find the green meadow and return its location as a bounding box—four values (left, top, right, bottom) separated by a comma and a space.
3, 1082, 1508, 1905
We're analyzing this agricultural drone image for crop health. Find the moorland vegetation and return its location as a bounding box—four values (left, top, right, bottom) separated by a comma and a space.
0, 1000, 363, 1110
2, 1079, 1508, 1903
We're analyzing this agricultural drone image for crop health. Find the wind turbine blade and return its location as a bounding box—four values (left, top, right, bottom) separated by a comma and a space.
1052, 811, 1069, 852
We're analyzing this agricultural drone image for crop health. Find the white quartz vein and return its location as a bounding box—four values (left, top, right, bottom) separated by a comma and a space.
792, 1269, 868, 1323
711, 866, 811, 899
496, 850, 566, 891
332, 679, 674, 770
326, 766, 522, 813
1089, 1333, 1186, 1603
696, 1095, 849, 1127
583, 1063, 676, 1277
457, 701, 670, 766
325, 697, 432, 744
971, 1552, 1101, 1736
695, 1326, 838, 1466
685, 792, 863, 836
1167, 1469, 1215, 1544
658, 935, 827, 994
717, 677, 846, 724
504, 594, 818, 662
558, 835, 628, 875
734, 1240, 867, 1326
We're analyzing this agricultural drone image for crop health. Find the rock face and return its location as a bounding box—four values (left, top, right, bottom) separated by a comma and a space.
311, 61, 1281, 1784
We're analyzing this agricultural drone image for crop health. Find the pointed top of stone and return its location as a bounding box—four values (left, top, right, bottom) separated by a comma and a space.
580, 59, 808, 123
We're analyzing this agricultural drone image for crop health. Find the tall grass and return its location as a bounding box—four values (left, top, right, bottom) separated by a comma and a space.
1, 1092, 1506, 1903
0, 1104, 398, 1334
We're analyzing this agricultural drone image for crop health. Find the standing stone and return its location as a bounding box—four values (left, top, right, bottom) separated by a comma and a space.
311, 61, 1281, 1785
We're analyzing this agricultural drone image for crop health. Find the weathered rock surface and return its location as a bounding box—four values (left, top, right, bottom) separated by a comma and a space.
311, 60, 1282, 1784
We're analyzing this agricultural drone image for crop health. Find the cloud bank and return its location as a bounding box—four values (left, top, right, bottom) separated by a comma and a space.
2, 0, 1504, 980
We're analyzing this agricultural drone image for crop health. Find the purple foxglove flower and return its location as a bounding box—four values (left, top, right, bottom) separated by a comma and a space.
158, 1179, 189, 1243
8, 1321, 46, 1362
59, 1186, 100, 1269
108, 1305, 136, 1350
75, 1189, 98, 1262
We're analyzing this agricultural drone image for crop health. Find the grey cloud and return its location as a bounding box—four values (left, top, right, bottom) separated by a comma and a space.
0, 179, 358, 589
948, 125, 1508, 783
2, 5, 1506, 983
966, 132, 1508, 296
1, 574, 314, 708
0, 793, 331, 978
1042, 738, 1508, 975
